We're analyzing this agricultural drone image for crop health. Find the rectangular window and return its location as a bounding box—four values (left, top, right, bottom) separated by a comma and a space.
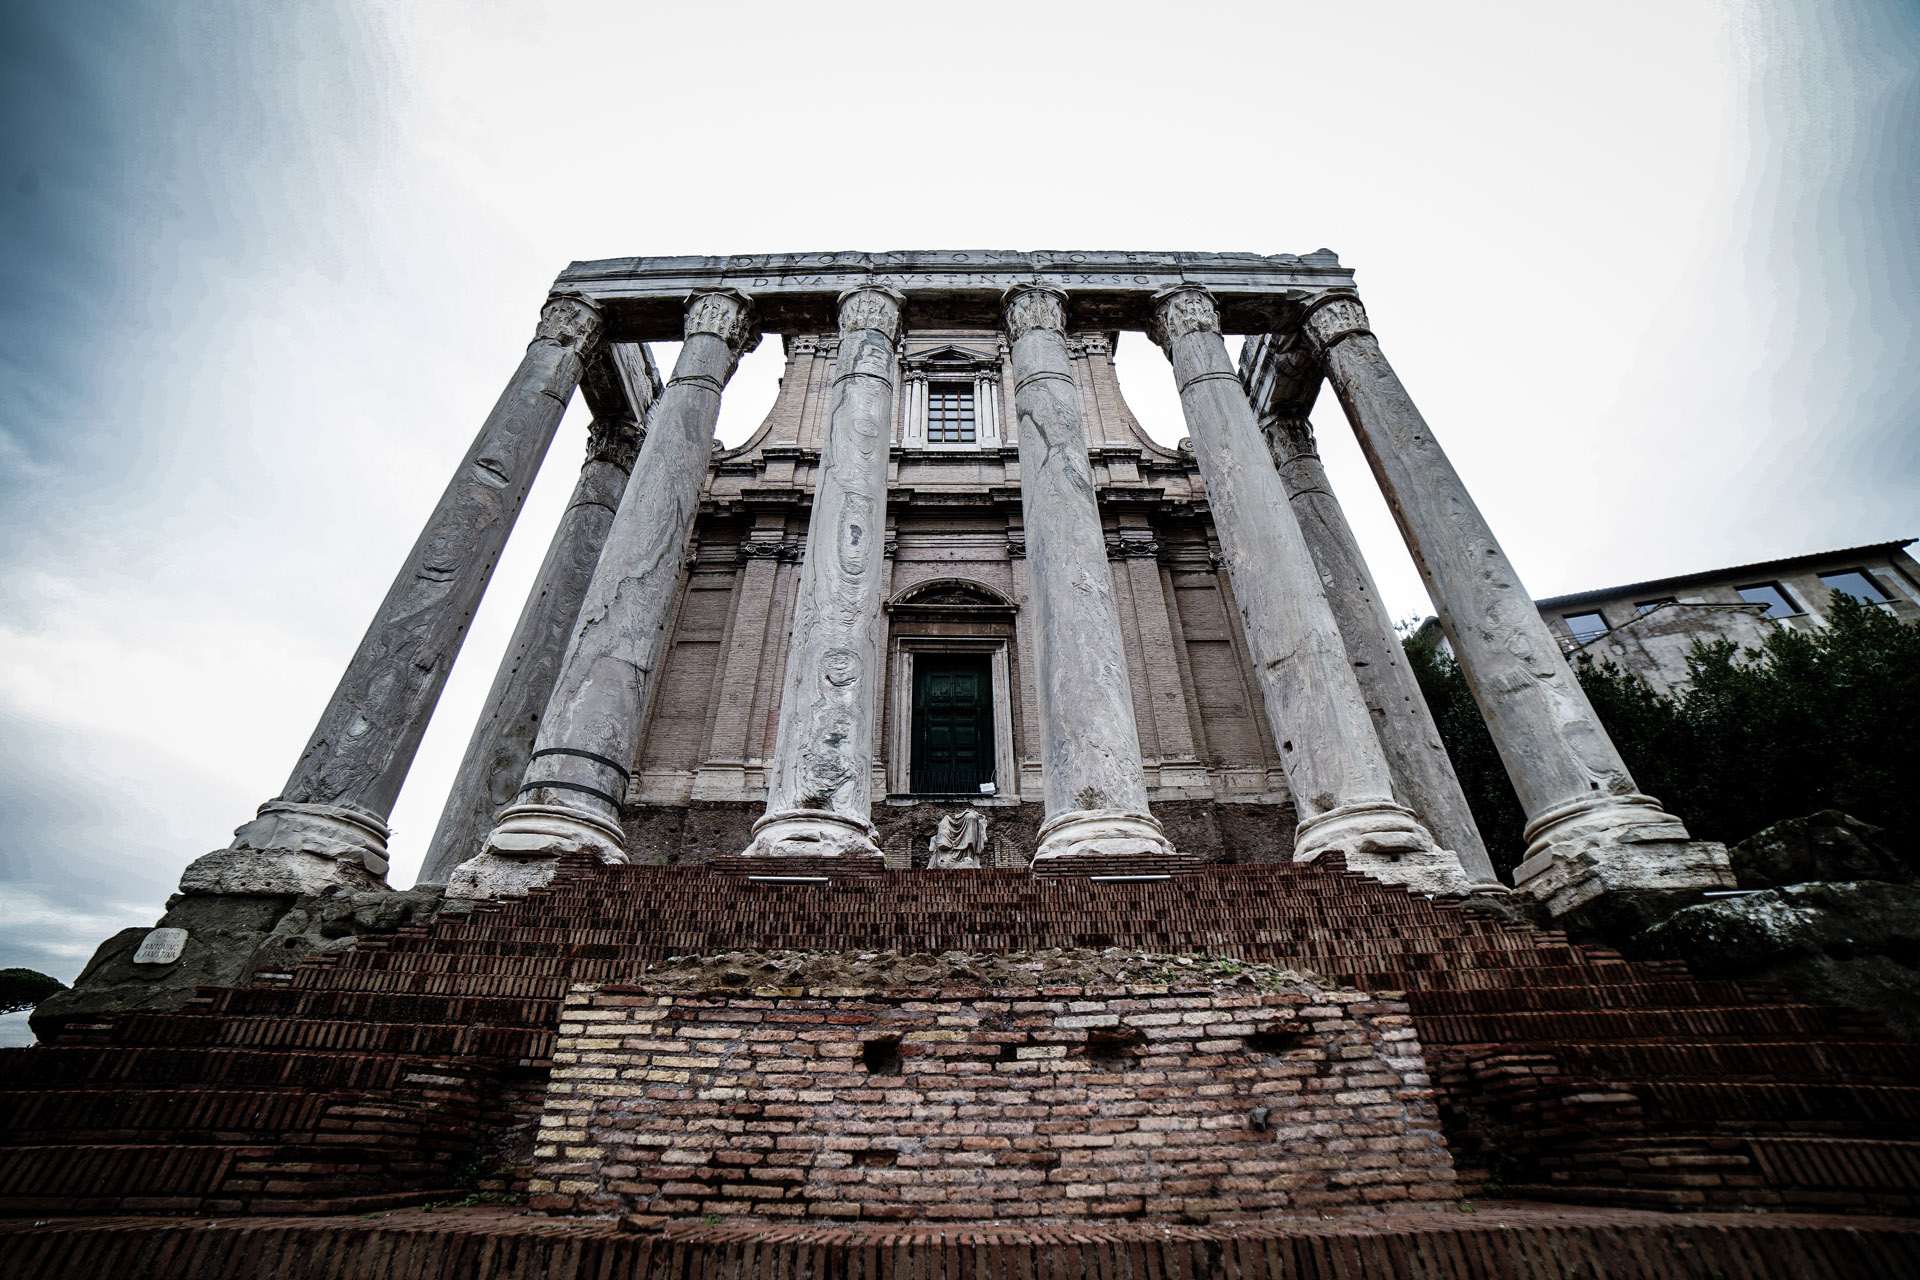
1736, 582, 1798, 617
927, 382, 976, 443
1818, 570, 1889, 603
1562, 611, 1609, 643
1635, 598, 1676, 615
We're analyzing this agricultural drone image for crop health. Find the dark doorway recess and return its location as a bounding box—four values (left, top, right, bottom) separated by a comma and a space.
911, 654, 994, 794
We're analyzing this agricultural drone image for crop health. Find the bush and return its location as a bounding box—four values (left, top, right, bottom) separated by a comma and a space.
0, 968, 66, 1015
1405, 593, 1920, 882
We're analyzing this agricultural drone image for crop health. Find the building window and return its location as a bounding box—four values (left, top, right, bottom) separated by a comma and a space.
1635, 598, 1676, 615
1562, 611, 1609, 643
926, 382, 976, 443
1818, 570, 1889, 604
1736, 582, 1799, 617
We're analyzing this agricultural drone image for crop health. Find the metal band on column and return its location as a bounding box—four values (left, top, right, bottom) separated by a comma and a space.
450, 290, 758, 898
1003, 285, 1174, 865
742, 287, 904, 861
1150, 286, 1470, 893
1301, 292, 1732, 911
180, 293, 605, 898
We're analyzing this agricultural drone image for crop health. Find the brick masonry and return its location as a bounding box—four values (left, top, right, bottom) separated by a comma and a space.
528, 973, 1456, 1224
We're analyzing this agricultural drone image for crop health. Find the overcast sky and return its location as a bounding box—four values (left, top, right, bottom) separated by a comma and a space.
1, 0, 1915, 1002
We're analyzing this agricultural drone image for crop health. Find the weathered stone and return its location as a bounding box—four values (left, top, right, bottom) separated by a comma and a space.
1730, 810, 1915, 889
1151, 287, 1470, 896
743, 290, 902, 861
1002, 286, 1172, 865
32, 885, 448, 1039
1240, 341, 1496, 889
453, 292, 758, 897
1641, 881, 1920, 1038
927, 808, 990, 869
179, 293, 605, 898
1301, 294, 1732, 911
420, 342, 660, 884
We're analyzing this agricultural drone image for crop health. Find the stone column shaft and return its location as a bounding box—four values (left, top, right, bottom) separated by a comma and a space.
1150, 287, 1467, 893
179, 293, 604, 898
1266, 414, 1499, 887
1003, 286, 1173, 864
418, 343, 660, 885
451, 291, 757, 898
745, 288, 903, 859
1303, 294, 1731, 910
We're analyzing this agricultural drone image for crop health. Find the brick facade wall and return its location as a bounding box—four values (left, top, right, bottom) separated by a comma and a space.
529, 979, 1456, 1224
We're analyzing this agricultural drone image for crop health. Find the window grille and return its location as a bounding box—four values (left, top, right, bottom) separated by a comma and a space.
926, 382, 976, 443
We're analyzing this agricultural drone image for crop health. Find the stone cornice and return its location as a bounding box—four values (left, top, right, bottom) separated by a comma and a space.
555, 249, 1356, 343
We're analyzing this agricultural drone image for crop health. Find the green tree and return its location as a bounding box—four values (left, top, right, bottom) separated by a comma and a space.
0, 968, 66, 1015
1404, 594, 1920, 882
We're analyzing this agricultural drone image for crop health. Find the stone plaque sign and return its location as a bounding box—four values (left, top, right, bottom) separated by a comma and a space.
132, 927, 188, 966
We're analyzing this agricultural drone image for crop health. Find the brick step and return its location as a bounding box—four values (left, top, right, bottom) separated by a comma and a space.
0, 1087, 327, 1141
1416, 1004, 1887, 1044
0, 1045, 461, 1091
1544, 1039, 1920, 1083
0, 1142, 457, 1216
1639, 1080, 1920, 1129
205, 987, 564, 1028
101, 1013, 553, 1060
7, 1206, 1920, 1278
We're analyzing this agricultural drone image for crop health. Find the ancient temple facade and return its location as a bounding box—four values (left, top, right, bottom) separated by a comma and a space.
161, 248, 1738, 916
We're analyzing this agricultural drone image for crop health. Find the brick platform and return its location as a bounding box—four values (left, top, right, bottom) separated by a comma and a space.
4, 856, 1920, 1221
4, 1204, 1919, 1278
532, 980, 1453, 1222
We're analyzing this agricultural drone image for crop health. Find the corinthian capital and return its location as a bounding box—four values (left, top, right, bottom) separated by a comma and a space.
1001, 285, 1069, 342
683, 289, 760, 356
837, 287, 905, 341
535, 292, 605, 355
1300, 294, 1372, 358
1263, 413, 1319, 466
585, 412, 643, 473
1147, 285, 1220, 352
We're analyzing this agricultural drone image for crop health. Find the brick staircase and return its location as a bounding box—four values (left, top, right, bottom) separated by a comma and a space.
4, 856, 1919, 1219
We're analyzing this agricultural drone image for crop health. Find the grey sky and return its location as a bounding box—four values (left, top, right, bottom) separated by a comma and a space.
1, 1, 1915, 990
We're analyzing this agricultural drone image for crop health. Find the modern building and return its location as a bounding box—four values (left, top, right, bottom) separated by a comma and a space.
1537, 539, 1920, 693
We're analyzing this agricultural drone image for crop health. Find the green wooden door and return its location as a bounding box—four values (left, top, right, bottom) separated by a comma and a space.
911, 655, 994, 794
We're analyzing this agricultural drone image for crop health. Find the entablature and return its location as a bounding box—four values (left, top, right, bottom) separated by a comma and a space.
555, 249, 1358, 343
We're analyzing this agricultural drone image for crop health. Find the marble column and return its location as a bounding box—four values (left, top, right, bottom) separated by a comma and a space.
1302, 293, 1732, 912
417, 343, 660, 885
451, 290, 758, 898
743, 288, 904, 859
1002, 286, 1174, 864
1261, 409, 1500, 890
1150, 286, 1471, 894
178, 293, 605, 898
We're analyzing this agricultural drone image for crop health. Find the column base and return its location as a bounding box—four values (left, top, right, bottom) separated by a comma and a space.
1293, 799, 1486, 896
447, 803, 629, 899
1509, 793, 1734, 917
739, 809, 882, 860
178, 801, 392, 897
1031, 808, 1176, 864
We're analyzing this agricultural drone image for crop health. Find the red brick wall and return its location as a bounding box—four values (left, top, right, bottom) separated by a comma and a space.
530, 980, 1457, 1224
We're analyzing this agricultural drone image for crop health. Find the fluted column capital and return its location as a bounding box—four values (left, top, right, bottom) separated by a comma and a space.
1146, 284, 1221, 352
836, 286, 906, 341
1299, 293, 1373, 359
535, 292, 606, 357
1000, 285, 1070, 341
683, 288, 760, 357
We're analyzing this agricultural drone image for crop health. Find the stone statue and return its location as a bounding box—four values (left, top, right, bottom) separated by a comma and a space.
927, 808, 990, 869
